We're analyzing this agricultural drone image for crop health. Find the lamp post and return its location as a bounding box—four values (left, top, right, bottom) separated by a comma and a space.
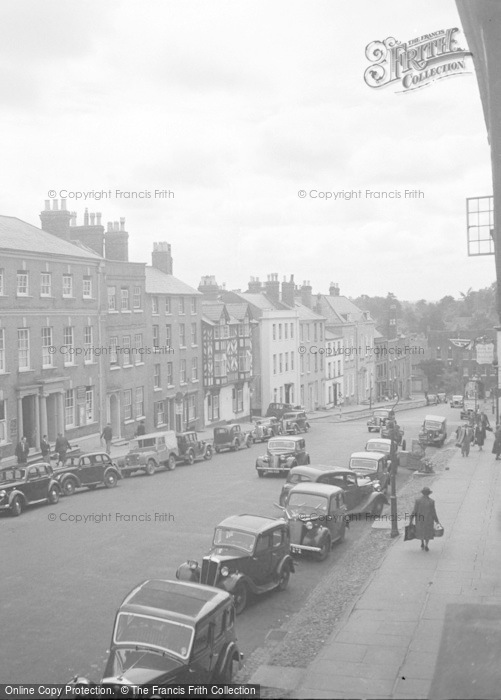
493, 358, 500, 424
389, 450, 399, 538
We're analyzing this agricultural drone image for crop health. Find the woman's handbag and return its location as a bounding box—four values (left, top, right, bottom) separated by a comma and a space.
434, 523, 444, 537
404, 523, 416, 541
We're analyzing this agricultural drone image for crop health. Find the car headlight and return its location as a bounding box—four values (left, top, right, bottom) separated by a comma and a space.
0, 490, 6, 499
305, 521, 313, 530
221, 566, 229, 577
188, 560, 199, 570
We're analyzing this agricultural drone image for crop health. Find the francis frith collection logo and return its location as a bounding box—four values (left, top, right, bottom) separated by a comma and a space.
364, 27, 472, 92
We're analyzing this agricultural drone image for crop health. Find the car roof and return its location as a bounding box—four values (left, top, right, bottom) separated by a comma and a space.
217, 514, 284, 533
288, 465, 347, 477
131, 430, 176, 441
120, 579, 230, 624
351, 451, 385, 460
367, 438, 392, 445
269, 435, 303, 443
424, 414, 446, 422
289, 482, 344, 496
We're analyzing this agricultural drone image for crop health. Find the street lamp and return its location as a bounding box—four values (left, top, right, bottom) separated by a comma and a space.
493, 358, 500, 425
389, 450, 399, 538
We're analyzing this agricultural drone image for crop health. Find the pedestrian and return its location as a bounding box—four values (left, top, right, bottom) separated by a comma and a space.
135, 420, 146, 437
410, 486, 441, 552
475, 422, 486, 451
457, 423, 473, 457
40, 435, 51, 460
55, 433, 72, 466
15, 436, 30, 464
480, 411, 491, 432
492, 424, 501, 460
101, 423, 113, 453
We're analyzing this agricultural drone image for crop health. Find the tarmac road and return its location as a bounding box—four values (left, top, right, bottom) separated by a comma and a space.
0, 404, 455, 684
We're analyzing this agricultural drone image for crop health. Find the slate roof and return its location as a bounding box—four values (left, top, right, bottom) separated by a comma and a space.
224, 303, 249, 321
225, 291, 289, 314
322, 295, 373, 323
295, 302, 325, 321
145, 266, 201, 296
0, 215, 102, 260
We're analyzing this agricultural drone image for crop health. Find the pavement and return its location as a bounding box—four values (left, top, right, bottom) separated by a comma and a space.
281, 437, 501, 699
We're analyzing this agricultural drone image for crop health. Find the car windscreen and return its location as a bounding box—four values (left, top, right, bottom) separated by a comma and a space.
213, 528, 256, 553
0, 468, 25, 483
424, 420, 444, 430
373, 410, 390, 418
350, 458, 378, 471
286, 473, 311, 485
367, 442, 390, 453
287, 492, 328, 516
114, 613, 194, 660
268, 440, 296, 452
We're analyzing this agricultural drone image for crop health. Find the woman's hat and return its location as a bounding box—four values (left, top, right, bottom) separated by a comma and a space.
421, 487, 432, 495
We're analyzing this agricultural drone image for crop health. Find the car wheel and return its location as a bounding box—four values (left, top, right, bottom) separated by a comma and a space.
185, 450, 195, 465
105, 472, 118, 488
402, 439, 407, 451
204, 446, 213, 461
339, 519, 347, 542
146, 459, 156, 476
167, 455, 176, 470
293, 424, 300, 434
277, 565, 291, 591
315, 535, 331, 561
10, 496, 22, 517
233, 583, 248, 615
257, 470, 264, 478
48, 486, 60, 504
372, 499, 384, 517
63, 479, 77, 497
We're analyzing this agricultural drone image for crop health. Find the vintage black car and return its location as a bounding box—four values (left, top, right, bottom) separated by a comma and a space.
426, 393, 439, 406
279, 465, 387, 516
450, 395, 464, 409
213, 424, 252, 453
176, 431, 213, 464
276, 482, 347, 561
256, 435, 310, 477
0, 463, 61, 516
281, 411, 309, 435
176, 515, 294, 615
349, 451, 391, 492
265, 402, 295, 420
54, 452, 121, 496
118, 431, 179, 476
367, 408, 395, 432
418, 415, 448, 446
68, 579, 243, 689
252, 417, 282, 442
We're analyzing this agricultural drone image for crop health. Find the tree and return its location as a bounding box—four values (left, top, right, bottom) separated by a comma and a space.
418, 359, 444, 391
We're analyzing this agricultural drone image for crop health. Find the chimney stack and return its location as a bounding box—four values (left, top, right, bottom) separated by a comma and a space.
152, 242, 173, 275
105, 218, 129, 262
70, 209, 105, 256
248, 276, 262, 293
39, 199, 72, 240
198, 275, 221, 300
329, 282, 340, 297
281, 274, 295, 308
301, 280, 312, 309
264, 273, 280, 303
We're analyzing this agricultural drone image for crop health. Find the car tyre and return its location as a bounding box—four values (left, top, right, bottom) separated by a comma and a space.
10, 496, 23, 517
338, 519, 346, 542
293, 424, 300, 434
167, 454, 177, 470
185, 450, 195, 465
105, 472, 118, 488
315, 535, 331, 561
204, 446, 213, 461
372, 499, 384, 517
146, 459, 156, 476
306, 455, 311, 465
402, 439, 407, 451
233, 583, 248, 615
62, 479, 77, 496
277, 564, 291, 591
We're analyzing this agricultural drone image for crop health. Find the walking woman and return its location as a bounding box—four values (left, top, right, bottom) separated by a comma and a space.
475, 421, 486, 451
457, 423, 473, 457
410, 487, 440, 551
492, 424, 501, 460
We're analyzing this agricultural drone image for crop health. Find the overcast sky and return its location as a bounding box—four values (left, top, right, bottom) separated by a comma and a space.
0, 0, 494, 301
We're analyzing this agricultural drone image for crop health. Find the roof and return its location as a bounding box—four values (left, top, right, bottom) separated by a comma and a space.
351, 451, 386, 460
202, 301, 227, 323
0, 215, 103, 260
288, 482, 343, 497
217, 514, 282, 533
366, 438, 392, 446
295, 302, 325, 322
224, 291, 289, 314
287, 465, 347, 477
424, 415, 447, 422
145, 266, 201, 296
129, 430, 176, 441
321, 294, 373, 324
268, 435, 305, 444
120, 579, 229, 623
224, 303, 250, 321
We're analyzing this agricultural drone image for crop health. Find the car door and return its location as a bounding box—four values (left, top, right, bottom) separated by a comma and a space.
190, 622, 214, 681
269, 527, 287, 574
78, 456, 99, 485
327, 493, 344, 541
342, 473, 360, 511
248, 534, 273, 585
25, 466, 43, 502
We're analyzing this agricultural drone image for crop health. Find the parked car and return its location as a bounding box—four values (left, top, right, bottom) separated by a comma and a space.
255, 436, 310, 477
54, 452, 121, 496
276, 482, 347, 561
265, 402, 295, 420
379, 423, 406, 450
251, 417, 282, 442
418, 415, 447, 446
437, 392, 447, 403
426, 393, 439, 405
450, 395, 464, 408
176, 515, 294, 614
279, 465, 387, 516
117, 431, 179, 476
0, 463, 61, 516
281, 411, 310, 435
67, 579, 243, 687
349, 451, 391, 492
367, 408, 395, 432
213, 424, 253, 453
176, 431, 213, 464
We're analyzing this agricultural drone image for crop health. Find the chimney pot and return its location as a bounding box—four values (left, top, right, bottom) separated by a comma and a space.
52, 199, 59, 211
120, 217, 125, 231
107, 222, 113, 232
84, 209, 89, 226
96, 213, 102, 226
44, 200, 51, 211
114, 221, 119, 231
90, 213, 95, 225
60, 199, 67, 211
